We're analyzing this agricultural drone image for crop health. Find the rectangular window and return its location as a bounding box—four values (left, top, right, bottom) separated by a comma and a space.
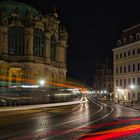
124, 66, 126, 73
128, 92, 130, 100
133, 92, 135, 98
120, 66, 122, 73
124, 79, 126, 87
120, 53, 122, 58
128, 78, 131, 85
116, 54, 118, 59
116, 67, 118, 74
133, 50, 135, 55
120, 79, 122, 86
128, 65, 131, 72
138, 48, 140, 54
124, 52, 126, 58
133, 78, 135, 84
116, 80, 118, 86
138, 63, 140, 71
128, 51, 130, 56
133, 64, 135, 72
138, 77, 140, 85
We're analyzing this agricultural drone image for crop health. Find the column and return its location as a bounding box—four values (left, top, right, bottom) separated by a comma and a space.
59, 42, 67, 63
24, 27, 34, 56
44, 31, 51, 63
56, 45, 60, 62
1, 26, 8, 55
23, 67, 33, 84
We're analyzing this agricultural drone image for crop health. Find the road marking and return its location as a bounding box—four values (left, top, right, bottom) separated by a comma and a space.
7, 97, 104, 140
36, 97, 103, 131
44, 98, 114, 140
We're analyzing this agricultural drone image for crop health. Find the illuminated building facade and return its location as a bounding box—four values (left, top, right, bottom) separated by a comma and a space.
0, 1, 68, 86
113, 24, 140, 103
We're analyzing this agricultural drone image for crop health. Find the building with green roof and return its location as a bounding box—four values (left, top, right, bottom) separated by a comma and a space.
0, 0, 68, 86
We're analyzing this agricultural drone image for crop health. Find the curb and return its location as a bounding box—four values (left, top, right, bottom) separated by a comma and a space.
0, 97, 88, 112
118, 103, 140, 111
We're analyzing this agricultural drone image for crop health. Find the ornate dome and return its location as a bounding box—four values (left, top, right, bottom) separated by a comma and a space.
0, 0, 39, 17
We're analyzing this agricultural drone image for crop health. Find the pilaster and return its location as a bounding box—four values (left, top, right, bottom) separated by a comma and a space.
44, 31, 51, 63
24, 27, 34, 56
0, 26, 8, 55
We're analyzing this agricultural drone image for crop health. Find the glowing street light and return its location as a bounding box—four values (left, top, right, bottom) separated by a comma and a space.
130, 84, 135, 90
39, 80, 45, 86
104, 90, 107, 93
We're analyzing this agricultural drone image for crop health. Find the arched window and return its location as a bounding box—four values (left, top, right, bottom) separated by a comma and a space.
123, 38, 127, 44
34, 29, 45, 57
8, 27, 24, 55
118, 40, 122, 46
136, 33, 140, 40
50, 35, 57, 61
129, 35, 133, 43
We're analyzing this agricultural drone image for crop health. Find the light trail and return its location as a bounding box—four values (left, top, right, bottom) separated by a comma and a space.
81, 125, 140, 140
8, 97, 103, 140
0, 75, 88, 93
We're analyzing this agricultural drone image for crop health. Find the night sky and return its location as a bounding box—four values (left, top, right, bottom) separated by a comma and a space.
2, 0, 140, 85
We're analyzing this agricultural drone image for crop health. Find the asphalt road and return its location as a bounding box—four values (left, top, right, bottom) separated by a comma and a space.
0, 97, 140, 140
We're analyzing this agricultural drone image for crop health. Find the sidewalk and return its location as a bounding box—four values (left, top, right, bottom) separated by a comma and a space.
101, 99, 140, 111
118, 101, 140, 111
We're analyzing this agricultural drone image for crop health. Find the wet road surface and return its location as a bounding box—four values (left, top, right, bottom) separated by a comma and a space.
0, 97, 140, 140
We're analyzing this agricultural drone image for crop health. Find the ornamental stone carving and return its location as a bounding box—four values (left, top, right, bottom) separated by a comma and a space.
0, 1, 68, 84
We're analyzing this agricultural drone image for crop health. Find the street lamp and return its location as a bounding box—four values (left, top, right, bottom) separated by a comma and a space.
39, 80, 45, 86
130, 84, 135, 90
104, 90, 107, 94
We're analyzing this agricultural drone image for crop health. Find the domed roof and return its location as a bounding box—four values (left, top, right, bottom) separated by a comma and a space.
0, 0, 39, 17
